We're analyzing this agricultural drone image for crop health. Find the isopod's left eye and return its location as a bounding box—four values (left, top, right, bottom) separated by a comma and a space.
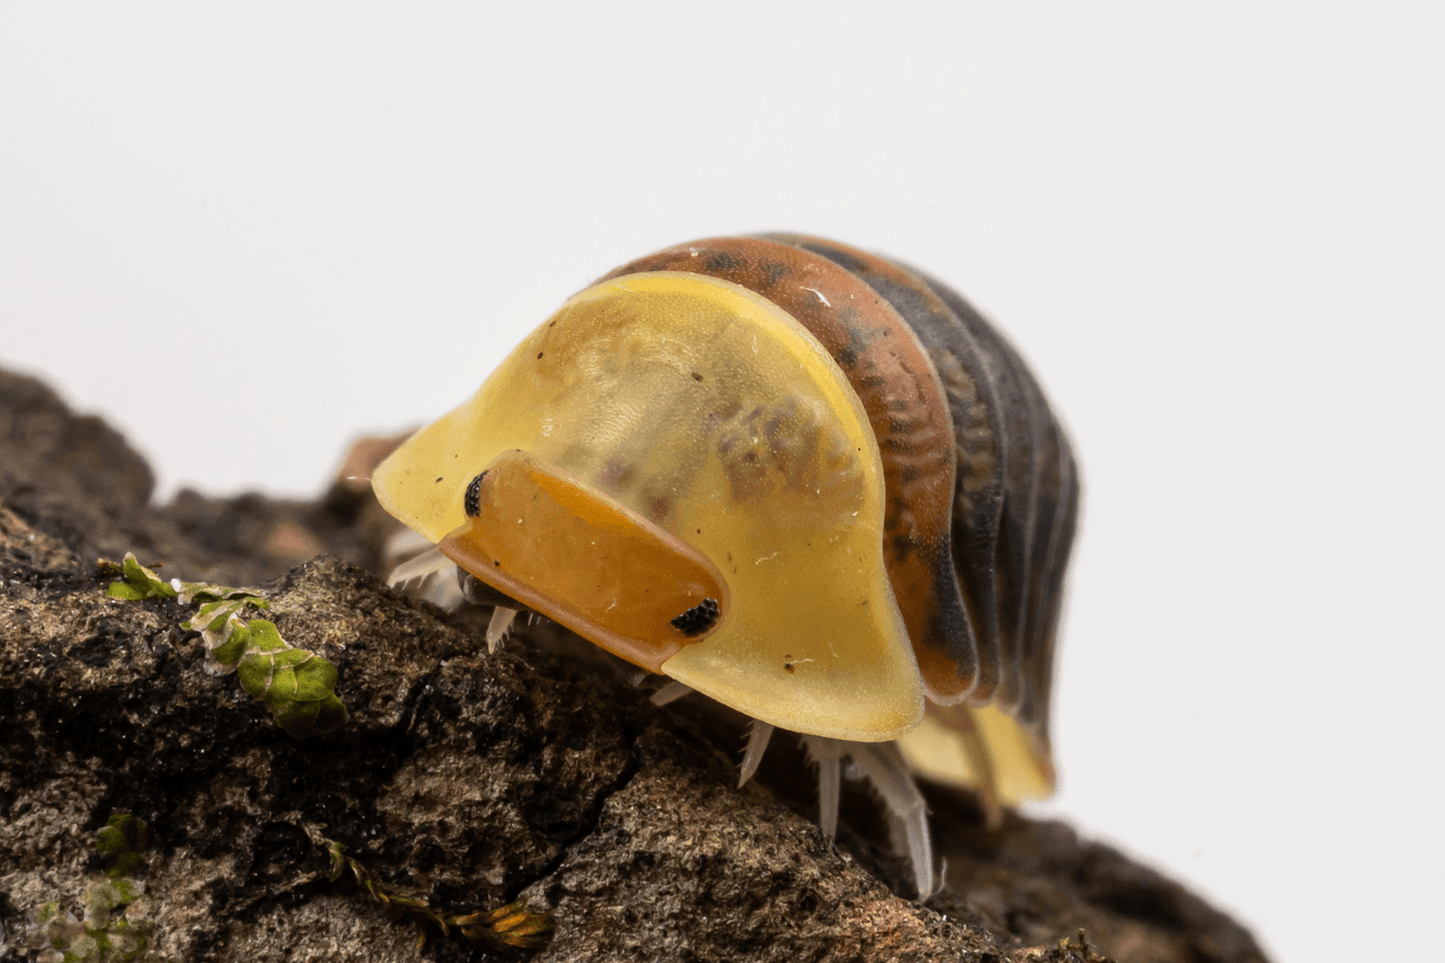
437, 449, 728, 672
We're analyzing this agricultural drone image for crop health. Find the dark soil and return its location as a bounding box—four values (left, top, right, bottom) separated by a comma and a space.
0, 368, 1269, 963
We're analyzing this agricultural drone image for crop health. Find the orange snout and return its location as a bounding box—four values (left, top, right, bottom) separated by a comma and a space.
438, 450, 728, 673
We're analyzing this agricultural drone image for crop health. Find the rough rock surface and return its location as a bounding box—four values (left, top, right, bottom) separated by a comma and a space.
0, 368, 1270, 963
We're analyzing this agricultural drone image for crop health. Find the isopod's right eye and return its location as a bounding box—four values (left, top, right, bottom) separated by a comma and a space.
671, 598, 720, 637
437, 450, 729, 673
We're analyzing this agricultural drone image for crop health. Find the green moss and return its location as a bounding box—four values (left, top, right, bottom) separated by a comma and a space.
101, 554, 264, 607
101, 553, 347, 737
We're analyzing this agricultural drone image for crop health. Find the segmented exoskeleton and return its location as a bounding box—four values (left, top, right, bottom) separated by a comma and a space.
373, 234, 1080, 898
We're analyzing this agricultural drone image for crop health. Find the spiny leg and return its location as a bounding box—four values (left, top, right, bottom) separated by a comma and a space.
737, 720, 775, 788
384, 543, 450, 589
486, 606, 520, 654
843, 741, 936, 899
384, 538, 450, 588
801, 735, 843, 838
385, 543, 466, 610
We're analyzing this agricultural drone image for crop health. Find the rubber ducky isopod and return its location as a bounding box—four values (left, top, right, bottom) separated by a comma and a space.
371, 234, 1080, 898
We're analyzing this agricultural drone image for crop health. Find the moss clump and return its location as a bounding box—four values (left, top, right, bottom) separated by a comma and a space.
100, 553, 347, 737
188, 605, 348, 737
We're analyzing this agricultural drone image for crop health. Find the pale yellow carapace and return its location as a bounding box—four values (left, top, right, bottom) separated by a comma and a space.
371, 236, 1080, 898
372, 272, 925, 741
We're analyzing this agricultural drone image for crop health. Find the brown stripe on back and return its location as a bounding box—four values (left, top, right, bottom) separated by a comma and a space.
761, 234, 1010, 705
912, 266, 1077, 725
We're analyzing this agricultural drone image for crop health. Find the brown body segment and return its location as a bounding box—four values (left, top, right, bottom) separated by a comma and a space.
768, 235, 1078, 738
762, 234, 1011, 706
600, 237, 981, 699
912, 267, 1080, 730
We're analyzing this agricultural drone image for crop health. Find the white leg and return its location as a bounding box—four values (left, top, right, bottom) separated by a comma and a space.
418, 574, 465, 611
649, 679, 694, 706
737, 720, 775, 788
801, 735, 843, 838
384, 544, 466, 610
844, 741, 935, 899
385, 544, 453, 588
485, 606, 519, 653
385, 541, 439, 586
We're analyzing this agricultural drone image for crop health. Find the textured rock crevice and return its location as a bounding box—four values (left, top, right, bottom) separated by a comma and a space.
0, 368, 1269, 963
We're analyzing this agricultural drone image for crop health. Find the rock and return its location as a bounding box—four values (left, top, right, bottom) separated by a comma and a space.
0, 366, 1270, 963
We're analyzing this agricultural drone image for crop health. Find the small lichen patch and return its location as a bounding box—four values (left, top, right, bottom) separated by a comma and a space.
96, 813, 149, 880
20, 812, 174, 963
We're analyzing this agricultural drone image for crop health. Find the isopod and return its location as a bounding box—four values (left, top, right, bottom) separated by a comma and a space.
372, 234, 1079, 897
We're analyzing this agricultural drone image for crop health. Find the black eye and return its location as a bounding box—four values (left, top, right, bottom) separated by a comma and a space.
464, 471, 487, 517
671, 598, 720, 637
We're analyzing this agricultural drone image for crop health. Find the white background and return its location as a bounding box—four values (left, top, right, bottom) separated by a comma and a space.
3, 5, 1441, 960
